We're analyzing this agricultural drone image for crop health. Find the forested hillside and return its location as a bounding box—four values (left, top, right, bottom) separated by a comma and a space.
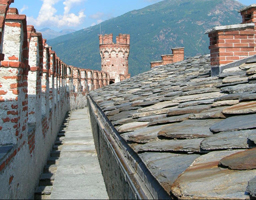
48, 0, 244, 76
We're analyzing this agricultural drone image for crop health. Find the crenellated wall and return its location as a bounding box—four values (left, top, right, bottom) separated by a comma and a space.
0, 1, 109, 199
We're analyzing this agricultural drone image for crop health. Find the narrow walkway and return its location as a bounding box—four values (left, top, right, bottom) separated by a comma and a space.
36, 107, 108, 199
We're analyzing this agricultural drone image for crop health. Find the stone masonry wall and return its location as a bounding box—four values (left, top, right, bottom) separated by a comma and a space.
0, 1, 109, 199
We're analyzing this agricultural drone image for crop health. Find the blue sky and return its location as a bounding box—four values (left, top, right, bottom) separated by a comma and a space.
11, 0, 255, 31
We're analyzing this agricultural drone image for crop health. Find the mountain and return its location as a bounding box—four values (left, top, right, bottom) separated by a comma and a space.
47, 0, 244, 76
39, 28, 76, 40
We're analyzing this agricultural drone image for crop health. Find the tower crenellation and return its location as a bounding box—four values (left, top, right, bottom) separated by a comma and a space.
99, 33, 130, 83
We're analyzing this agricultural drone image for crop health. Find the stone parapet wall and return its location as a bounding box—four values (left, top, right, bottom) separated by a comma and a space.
0, 2, 109, 199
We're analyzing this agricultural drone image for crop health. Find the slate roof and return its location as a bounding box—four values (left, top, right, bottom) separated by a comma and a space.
89, 54, 256, 199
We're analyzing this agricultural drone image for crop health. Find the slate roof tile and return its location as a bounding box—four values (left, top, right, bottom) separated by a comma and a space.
148, 114, 190, 126
219, 148, 256, 170
171, 92, 223, 103
222, 101, 256, 115
139, 152, 200, 194
220, 83, 256, 94
246, 66, 256, 75
132, 108, 171, 118
89, 54, 256, 199
137, 101, 178, 112
247, 177, 256, 198
211, 99, 240, 107
248, 130, 256, 144
178, 99, 214, 108
158, 119, 220, 139
137, 114, 167, 122
200, 130, 253, 151
167, 105, 212, 116
222, 75, 248, 84
171, 150, 256, 200
218, 69, 246, 78
108, 110, 137, 121
133, 138, 204, 153
189, 106, 227, 119
112, 117, 135, 126
117, 122, 149, 133
210, 114, 256, 133
121, 125, 168, 144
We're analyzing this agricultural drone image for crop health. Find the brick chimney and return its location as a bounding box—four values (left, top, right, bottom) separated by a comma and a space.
207, 4, 256, 76
151, 47, 184, 68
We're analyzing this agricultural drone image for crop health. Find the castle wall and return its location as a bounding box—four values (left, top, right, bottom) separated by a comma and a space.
0, 3, 109, 199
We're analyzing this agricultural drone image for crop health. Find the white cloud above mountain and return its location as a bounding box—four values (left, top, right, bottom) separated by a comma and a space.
89, 12, 113, 27
28, 0, 86, 28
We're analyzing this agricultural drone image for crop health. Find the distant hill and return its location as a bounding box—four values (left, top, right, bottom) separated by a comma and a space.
39, 28, 76, 40
47, 0, 244, 76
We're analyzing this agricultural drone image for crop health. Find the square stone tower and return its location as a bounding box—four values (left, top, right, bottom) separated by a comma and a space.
99, 34, 130, 84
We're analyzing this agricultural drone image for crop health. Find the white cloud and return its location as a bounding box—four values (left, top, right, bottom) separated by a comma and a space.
91, 19, 103, 27
89, 12, 113, 27
97, 19, 103, 24
20, 5, 28, 14
63, 0, 85, 15
28, 0, 86, 28
89, 12, 104, 20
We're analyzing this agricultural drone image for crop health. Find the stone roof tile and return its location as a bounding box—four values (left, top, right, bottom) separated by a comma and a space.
171, 150, 256, 200
158, 119, 220, 139
219, 148, 256, 170
89, 53, 256, 199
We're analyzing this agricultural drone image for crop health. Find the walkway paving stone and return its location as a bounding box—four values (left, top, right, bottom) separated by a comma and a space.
50, 108, 108, 199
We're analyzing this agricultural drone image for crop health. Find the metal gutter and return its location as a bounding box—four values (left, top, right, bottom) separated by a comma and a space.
87, 95, 170, 199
